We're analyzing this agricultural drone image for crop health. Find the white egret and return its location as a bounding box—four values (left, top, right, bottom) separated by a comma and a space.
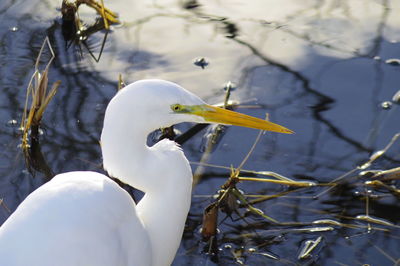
0, 79, 293, 266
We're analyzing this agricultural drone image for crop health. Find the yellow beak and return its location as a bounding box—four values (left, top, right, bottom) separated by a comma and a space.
195, 104, 294, 134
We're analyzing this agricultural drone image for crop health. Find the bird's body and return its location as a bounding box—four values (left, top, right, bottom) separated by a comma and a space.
0, 172, 152, 266
0, 79, 292, 266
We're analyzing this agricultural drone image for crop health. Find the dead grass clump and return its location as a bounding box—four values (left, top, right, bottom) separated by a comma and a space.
20, 37, 60, 149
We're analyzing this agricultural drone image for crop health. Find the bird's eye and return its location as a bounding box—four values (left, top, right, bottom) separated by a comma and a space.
171, 104, 182, 112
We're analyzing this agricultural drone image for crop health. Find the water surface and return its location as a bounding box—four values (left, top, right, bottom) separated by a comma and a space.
0, 0, 399, 265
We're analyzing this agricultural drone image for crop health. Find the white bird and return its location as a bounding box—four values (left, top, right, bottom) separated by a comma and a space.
0, 79, 293, 266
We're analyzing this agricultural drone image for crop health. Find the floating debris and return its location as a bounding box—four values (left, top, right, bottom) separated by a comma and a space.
359, 162, 372, 170
238, 176, 317, 187
232, 187, 278, 223
0, 199, 11, 214
312, 219, 342, 226
248, 247, 256, 253
235, 258, 244, 265
118, 74, 126, 90
61, 0, 120, 61
223, 81, 237, 91
224, 244, 232, 249
251, 207, 264, 215
259, 252, 279, 260
222, 81, 236, 107
199, 124, 226, 153
250, 249, 279, 260
361, 167, 400, 180
359, 170, 382, 178
381, 101, 392, 109
182, 0, 200, 9
304, 226, 334, 233
298, 236, 323, 260
7, 119, 18, 127
385, 58, 400, 66
312, 219, 361, 229
61, 0, 120, 30
355, 215, 395, 227
365, 180, 400, 196
222, 20, 239, 38
201, 203, 219, 240
219, 188, 240, 217
358, 133, 400, 171
369, 150, 384, 161
193, 57, 209, 69
392, 90, 400, 104
10, 26, 18, 32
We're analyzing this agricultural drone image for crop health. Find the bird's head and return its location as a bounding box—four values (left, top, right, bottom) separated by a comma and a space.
105, 79, 294, 134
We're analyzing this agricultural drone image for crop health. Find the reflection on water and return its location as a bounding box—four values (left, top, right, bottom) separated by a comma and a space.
0, 0, 399, 265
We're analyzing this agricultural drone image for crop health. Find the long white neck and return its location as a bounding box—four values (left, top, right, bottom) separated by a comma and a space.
136, 169, 192, 266
101, 117, 192, 266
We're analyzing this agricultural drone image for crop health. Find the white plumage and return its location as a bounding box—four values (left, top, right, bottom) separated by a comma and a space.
0, 79, 292, 266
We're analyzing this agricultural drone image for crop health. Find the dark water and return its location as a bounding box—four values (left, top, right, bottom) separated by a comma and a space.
1, 0, 399, 265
